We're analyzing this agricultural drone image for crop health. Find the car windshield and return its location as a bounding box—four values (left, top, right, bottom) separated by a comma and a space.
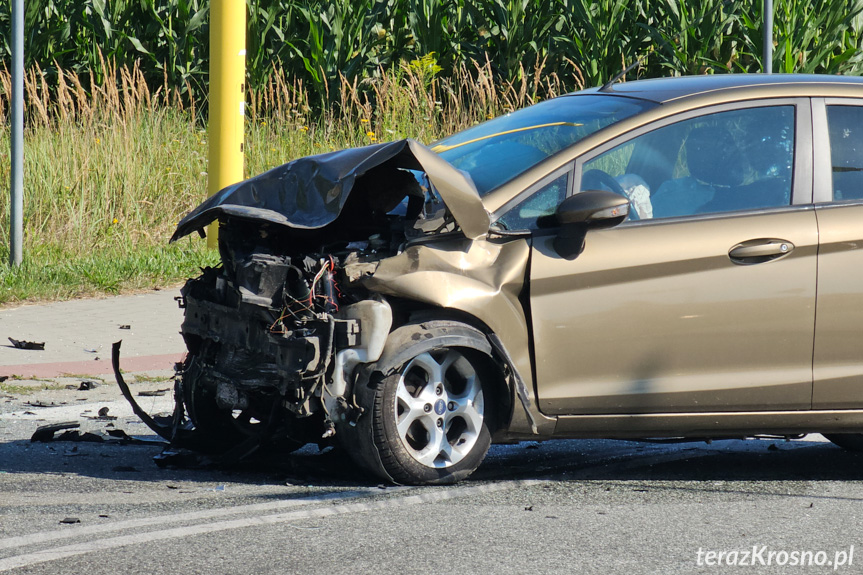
433, 94, 656, 196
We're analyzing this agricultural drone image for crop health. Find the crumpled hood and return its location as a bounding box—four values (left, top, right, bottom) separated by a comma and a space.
170, 138, 491, 242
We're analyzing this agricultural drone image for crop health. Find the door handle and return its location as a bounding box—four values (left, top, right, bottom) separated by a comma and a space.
728, 239, 794, 264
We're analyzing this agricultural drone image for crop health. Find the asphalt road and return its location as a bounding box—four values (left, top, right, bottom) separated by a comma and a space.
2, 385, 863, 575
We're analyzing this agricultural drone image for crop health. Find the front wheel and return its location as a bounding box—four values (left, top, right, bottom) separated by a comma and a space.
353, 321, 502, 485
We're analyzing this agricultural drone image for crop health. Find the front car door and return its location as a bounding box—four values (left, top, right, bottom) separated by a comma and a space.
522, 100, 818, 415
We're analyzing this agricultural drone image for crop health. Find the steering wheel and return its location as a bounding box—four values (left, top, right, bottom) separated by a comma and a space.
581, 169, 639, 221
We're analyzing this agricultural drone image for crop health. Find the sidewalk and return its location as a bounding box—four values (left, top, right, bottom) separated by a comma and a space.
0, 289, 186, 379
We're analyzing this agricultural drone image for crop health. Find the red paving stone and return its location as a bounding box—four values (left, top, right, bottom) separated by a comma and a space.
0, 353, 185, 379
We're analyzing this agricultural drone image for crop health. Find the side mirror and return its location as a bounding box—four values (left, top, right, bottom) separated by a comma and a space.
553, 190, 630, 260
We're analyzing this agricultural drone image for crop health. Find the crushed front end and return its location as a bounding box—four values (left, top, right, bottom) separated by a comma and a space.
176, 220, 395, 449
116, 138, 513, 463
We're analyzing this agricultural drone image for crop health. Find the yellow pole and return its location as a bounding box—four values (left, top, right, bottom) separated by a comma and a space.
207, 0, 246, 248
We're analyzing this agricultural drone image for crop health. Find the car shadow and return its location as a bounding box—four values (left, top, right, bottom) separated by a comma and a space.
3, 435, 862, 489
0, 436, 380, 488
475, 437, 863, 483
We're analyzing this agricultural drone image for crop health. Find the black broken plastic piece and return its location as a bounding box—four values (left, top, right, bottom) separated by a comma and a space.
8, 337, 45, 350
112, 341, 175, 442
137, 388, 170, 397
154, 448, 208, 469
55, 430, 105, 443
31, 422, 80, 442
105, 429, 166, 445
31, 423, 105, 443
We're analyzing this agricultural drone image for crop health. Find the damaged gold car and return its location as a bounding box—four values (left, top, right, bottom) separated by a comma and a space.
123, 74, 863, 484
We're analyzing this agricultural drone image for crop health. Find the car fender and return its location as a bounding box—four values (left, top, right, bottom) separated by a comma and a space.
361, 236, 556, 436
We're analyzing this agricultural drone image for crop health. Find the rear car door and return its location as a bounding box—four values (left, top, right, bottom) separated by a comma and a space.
812, 99, 863, 409
523, 100, 818, 415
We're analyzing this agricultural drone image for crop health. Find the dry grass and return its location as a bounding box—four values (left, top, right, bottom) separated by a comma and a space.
0, 57, 559, 303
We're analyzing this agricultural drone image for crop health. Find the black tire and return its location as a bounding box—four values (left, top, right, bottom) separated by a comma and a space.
353, 321, 502, 485
823, 433, 863, 451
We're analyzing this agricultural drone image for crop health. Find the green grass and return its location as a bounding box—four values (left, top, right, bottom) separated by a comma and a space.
0, 241, 219, 304
0, 381, 68, 394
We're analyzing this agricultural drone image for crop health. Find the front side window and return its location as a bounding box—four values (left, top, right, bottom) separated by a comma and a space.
579, 106, 796, 220
494, 173, 569, 231
433, 95, 656, 196
826, 106, 863, 201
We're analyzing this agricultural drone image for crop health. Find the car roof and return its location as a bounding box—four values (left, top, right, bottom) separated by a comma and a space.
575, 73, 863, 104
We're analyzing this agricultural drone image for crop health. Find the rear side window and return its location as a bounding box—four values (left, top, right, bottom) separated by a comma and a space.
826, 106, 863, 201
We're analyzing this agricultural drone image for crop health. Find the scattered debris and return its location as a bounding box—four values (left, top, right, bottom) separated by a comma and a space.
63, 446, 83, 457
79, 381, 100, 391
26, 400, 64, 408
9, 338, 45, 350
55, 430, 104, 443
524, 505, 534, 511
0, 376, 8, 382
87, 414, 117, 421
84, 348, 98, 354
104, 428, 166, 445
59, 517, 80, 525
99, 514, 109, 518
137, 388, 170, 397
31, 422, 80, 442
97, 407, 116, 420
32, 423, 165, 446
153, 449, 208, 469
119, 325, 131, 330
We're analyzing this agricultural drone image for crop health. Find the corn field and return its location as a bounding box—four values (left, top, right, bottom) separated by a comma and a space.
0, 0, 862, 117
0, 0, 862, 301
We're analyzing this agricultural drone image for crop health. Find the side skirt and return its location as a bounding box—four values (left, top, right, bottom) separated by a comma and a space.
544, 409, 863, 439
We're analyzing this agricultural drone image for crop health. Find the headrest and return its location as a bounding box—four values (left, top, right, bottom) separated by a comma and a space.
686, 126, 744, 187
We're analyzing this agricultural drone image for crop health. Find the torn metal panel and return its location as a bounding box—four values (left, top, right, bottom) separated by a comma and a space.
170, 139, 490, 242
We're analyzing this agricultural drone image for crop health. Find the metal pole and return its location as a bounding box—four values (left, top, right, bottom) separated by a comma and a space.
763, 0, 773, 74
9, 0, 24, 266
207, 0, 246, 249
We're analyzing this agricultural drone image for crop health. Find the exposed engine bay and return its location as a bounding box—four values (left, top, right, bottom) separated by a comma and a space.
177, 219, 402, 447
